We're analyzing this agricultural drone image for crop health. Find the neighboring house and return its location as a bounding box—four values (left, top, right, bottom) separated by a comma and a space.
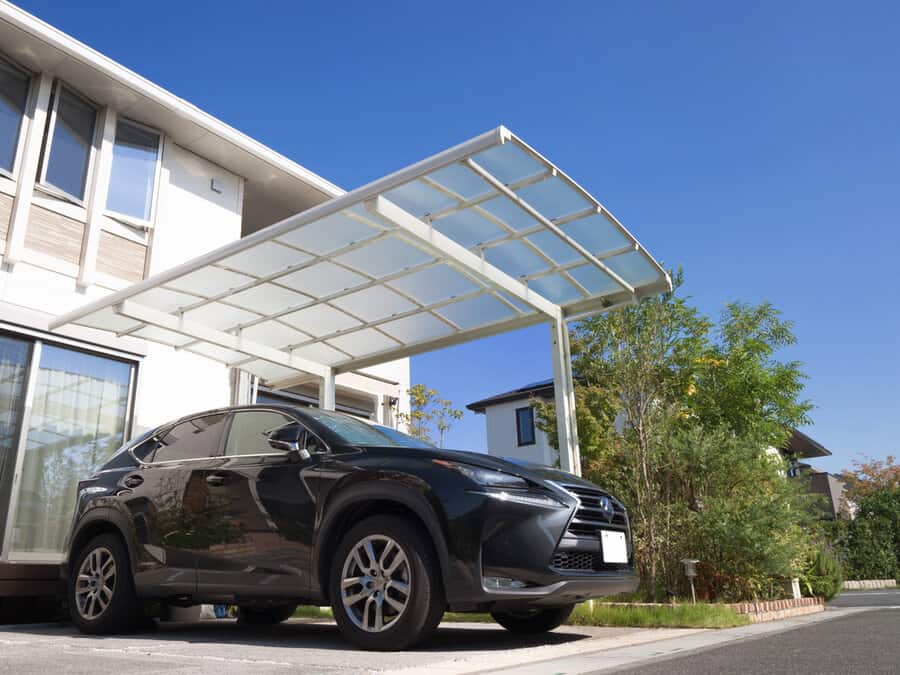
0, 2, 408, 600
467, 379, 556, 465
784, 429, 851, 520
468, 379, 848, 519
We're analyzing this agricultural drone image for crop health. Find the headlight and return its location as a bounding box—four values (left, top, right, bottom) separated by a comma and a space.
433, 460, 565, 508
433, 460, 528, 489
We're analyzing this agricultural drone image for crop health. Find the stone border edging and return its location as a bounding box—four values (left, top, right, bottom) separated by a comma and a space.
728, 597, 824, 623
842, 579, 897, 590
592, 597, 825, 625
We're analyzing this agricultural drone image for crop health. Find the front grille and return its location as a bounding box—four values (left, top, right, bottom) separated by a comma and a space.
551, 551, 630, 572
550, 483, 632, 574
552, 551, 602, 571
558, 483, 628, 537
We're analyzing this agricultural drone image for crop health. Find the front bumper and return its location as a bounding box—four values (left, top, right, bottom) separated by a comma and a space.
440, 482, 637, 611
477, 573, 638, 611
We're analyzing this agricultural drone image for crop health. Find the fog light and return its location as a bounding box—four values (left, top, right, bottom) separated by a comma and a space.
484, 576, 528, 590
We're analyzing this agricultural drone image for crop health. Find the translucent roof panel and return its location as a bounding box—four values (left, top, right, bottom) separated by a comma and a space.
52, 126, 669, 384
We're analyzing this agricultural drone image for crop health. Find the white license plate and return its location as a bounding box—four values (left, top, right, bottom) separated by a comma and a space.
601, 530, 628, 563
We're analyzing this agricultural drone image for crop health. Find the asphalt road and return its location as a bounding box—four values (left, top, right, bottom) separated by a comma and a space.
609, 589, 900, 674
828, 587, 900, 607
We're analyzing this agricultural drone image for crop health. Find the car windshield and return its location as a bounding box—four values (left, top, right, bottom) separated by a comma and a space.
301, 408, 434, 449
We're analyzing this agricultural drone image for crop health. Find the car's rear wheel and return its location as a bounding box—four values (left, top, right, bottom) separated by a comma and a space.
237, 604, 296, 624
491, 605, 574, 634
68, 533, 142, 634
329, 515, 444, 650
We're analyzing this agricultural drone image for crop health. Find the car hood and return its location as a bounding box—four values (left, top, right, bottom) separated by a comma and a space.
402, 446, 601, 492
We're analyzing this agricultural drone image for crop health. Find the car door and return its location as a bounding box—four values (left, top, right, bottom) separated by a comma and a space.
194, 409, 324, 598
120, 413, 229, 595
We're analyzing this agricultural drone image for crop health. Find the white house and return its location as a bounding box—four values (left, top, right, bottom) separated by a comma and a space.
0, 0, 675, 615
0, 1, 409, 600
467, 379, 557, 466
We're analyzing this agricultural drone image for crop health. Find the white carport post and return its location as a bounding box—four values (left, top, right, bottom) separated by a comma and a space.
319, 368, 336, 411
550, 319, 581, 476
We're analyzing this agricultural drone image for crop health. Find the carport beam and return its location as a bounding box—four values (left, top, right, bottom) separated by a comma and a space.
319, 369, 336, 411
550, 319, 581, 476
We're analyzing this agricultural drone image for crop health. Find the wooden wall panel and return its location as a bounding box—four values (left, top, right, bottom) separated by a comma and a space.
0, 193, 13, 242
24, 205, 85, 265
96, 230, 147, 283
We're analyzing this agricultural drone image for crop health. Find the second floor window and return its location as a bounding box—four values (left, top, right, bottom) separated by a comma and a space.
106, 119, 161, 222
43, 84, 97, 201
0, 58, 29, 175
516, 406, 536, 446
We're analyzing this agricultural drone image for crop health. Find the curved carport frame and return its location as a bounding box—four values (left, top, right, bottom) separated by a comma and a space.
51, 127, 671, 475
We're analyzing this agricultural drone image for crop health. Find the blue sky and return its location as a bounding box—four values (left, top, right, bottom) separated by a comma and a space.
20, 1, 898, 473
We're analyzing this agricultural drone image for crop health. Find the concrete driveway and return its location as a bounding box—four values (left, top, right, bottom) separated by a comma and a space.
0, 619, 698, 675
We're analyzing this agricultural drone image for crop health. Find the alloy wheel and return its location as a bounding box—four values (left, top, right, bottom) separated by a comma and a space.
75, 546, 117, 621
340, 534, 411, 632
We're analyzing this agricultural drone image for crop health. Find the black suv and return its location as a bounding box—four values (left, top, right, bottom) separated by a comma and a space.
66, 405, 636, 650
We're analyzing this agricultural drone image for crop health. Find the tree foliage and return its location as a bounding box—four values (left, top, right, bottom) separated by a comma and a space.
830, 483, 900, 581
800, 548, 843, 601
398, 384, 463, 448
535, 271, 815, 601
840, 455, 900, 501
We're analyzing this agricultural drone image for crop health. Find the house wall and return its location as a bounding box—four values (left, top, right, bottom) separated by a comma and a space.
131, 138, 244, 432
483, 398, 556, 466
0, 55, 409, 439
0, 98, 245, 436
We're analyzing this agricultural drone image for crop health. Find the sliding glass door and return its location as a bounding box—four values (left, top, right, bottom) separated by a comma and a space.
1, 332, 136, 561
0, 336, 32, 549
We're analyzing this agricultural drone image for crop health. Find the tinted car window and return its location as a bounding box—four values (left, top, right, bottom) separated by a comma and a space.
301, 408, 433, 449
101, 429, 156, 470
152, 413, 228, 462
225, 410, 295, 456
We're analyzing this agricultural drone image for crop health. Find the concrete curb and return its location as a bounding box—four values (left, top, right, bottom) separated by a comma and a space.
842, 579, 897, 590
729, 597, 824, 623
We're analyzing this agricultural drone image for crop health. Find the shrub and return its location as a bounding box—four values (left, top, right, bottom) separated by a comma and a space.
801, 548, 842, 600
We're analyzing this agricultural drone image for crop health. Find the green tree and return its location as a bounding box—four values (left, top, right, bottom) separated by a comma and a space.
398, 384, 463, 448
840, 455, 900, 501
536, 272, 815, 600
832, 486, 900, 580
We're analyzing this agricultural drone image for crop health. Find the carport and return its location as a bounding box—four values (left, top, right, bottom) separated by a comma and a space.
51, 127, 670, 475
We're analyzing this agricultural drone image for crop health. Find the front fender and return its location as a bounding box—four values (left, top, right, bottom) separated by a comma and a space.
311, 473, 451, 600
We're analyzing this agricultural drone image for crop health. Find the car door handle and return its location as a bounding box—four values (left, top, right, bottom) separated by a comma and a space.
123, 474, 143, 488
205, 473, 228, 486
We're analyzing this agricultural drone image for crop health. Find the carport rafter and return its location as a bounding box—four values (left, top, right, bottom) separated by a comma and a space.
113, 300, 330, 378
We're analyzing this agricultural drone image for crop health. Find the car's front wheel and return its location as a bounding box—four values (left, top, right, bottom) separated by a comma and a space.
68, 533, 141, 634
329, 515, 444, 650
491, 605, 575, 634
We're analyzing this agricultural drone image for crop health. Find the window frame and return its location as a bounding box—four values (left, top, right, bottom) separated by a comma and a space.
223, 408, 298, 458
0, 53, 33, 184
0, 327, 138, 563
143, 412, 230, 465
103, 116, 164, 228
37, 81, 99, 206
515, 406, 536, 447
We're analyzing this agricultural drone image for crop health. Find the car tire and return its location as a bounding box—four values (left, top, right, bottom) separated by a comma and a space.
329, 515, 445, 651
236, 604, 296, 624
68, 533, 142, 634
491, 605, 575, 634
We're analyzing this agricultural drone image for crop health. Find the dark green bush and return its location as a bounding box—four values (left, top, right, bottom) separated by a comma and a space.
801, 548, 842, 600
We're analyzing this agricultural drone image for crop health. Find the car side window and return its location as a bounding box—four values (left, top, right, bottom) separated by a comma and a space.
305, 431, 327, 455
151, 413, 228, 463
225, 410, 295, 457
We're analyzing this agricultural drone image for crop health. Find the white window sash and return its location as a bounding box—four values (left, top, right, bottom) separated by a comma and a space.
38, 81, 99, 205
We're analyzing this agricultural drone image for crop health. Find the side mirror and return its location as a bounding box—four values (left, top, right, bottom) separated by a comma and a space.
266, 423, 311, 461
